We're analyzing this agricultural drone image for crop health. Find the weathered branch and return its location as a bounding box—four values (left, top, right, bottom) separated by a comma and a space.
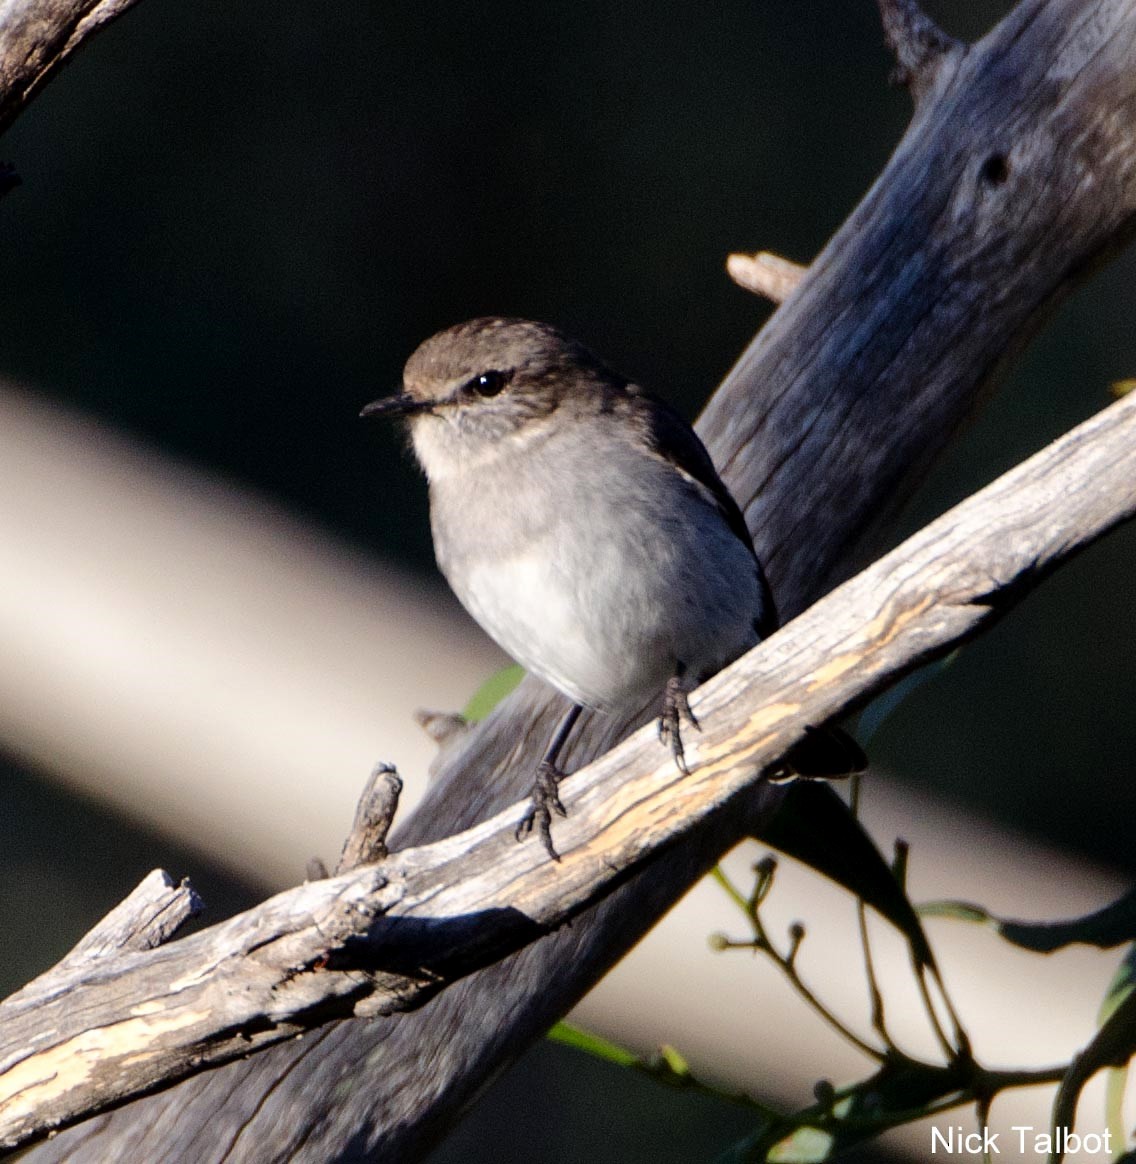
876, 0, 963, 101
5, 385, 1136, 1151
5, 871, 201, 1010
336, 765, 403, 872
0, 0, 145, 135
0, 873, 396, 1150
23, 0, 1136, 1159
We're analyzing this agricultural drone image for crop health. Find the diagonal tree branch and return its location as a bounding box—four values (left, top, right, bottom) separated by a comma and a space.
0, 0, 145, 135
20, 0, 1136, 1159
5, 383, 1136, 1152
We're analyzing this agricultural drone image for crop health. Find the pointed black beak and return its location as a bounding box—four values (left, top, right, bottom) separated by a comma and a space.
359, 392, 435, 420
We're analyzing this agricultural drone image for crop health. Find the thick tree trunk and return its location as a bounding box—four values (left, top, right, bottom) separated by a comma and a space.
21, 0, 1136, 1159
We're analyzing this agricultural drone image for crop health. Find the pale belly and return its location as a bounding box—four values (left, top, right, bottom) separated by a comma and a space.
457, 550, 668, 710
441, 514, 764, 714
427, 424, 768, 713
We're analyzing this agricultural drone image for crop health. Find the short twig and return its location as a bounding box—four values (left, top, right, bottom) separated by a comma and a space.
337, 764, 403, 872
876, 0, 963, 98
414, 709, 469, 747
726, 251, 806, 303
857, 896, 897, 1051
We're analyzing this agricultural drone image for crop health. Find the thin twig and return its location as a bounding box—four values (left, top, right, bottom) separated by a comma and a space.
849, 776, 898, 1052
714, 863, 886, 1063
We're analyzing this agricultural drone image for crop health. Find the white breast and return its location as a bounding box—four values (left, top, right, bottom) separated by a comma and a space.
426, 419, 767, 714
459, 548, 641, 710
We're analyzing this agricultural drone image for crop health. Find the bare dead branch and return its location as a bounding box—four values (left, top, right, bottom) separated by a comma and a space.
63, 870, 201, 960
0, 868, 393, 1150
336, 765, 403, 872
4, 871, 201, 1009
0, 0, 146, 135
4, 385, 1136, 1151
876, 0, 963, 100
726, 251, 807, 303
413, 708, 469, 748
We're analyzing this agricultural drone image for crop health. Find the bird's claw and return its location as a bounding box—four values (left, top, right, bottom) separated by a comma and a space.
659, 675, 700, 775
516, 760, 567, 861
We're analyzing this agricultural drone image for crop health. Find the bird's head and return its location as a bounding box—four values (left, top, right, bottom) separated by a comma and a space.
361, 317, 621, 477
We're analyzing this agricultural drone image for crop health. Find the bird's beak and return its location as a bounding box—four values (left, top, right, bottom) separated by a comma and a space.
359, 392, 435, 420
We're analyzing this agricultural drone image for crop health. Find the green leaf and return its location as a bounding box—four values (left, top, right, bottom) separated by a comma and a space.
1105, 1064, 1128, 1156
1098, 943, 1136, 1024
919, 901, 998, 926
658, 1044, 692, 1079
1050, 948, 1136, 1162
920, 887, 1136, 953
547, 1021, 639, 1068
766, 1125, 835, 1162
754, 782, 935, 968
462, 664, 525, 722
551, 1021, 788, 1127
551, 1022, 689, 1085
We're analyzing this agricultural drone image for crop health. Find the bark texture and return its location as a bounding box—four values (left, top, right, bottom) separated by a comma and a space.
21, 0, 1136, 1159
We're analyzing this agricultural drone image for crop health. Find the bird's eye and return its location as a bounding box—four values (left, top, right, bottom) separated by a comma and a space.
466, 370, 510, 397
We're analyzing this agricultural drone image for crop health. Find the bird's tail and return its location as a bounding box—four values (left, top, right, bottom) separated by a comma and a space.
770, 725, 867, 783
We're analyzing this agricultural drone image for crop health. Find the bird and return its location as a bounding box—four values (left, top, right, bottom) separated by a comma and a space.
361, 317, 863, 858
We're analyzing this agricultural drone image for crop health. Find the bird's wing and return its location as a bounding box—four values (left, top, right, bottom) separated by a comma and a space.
634, 390, 780, 637
623, 387, 866, 778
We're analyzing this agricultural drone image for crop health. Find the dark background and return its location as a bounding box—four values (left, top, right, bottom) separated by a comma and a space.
2, 0, 1134, 1159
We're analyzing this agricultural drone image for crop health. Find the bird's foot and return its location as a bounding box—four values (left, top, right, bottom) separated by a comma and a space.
658, 675, 701, 775
515, 760, 567, 862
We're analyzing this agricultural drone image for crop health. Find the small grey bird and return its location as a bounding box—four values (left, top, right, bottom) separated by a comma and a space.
362, 317, 861, 857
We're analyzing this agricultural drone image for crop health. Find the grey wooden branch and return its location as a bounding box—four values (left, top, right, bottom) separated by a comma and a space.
23, 0, 1136, 1160
336, 765, 403, 872
5, 386, 1136, 1152
4, 871, 201, 1010
0, 870, 394, 1151
0, 0, 144, 135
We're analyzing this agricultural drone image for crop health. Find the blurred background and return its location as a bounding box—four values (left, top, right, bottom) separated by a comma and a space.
2, 0, 1136, 1160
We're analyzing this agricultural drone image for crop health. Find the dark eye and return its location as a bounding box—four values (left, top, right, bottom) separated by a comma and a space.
466, 369, 510, 397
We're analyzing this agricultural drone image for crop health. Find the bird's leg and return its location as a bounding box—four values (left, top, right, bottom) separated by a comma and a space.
658, 664, 700, 775
516, 702, 583, 861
